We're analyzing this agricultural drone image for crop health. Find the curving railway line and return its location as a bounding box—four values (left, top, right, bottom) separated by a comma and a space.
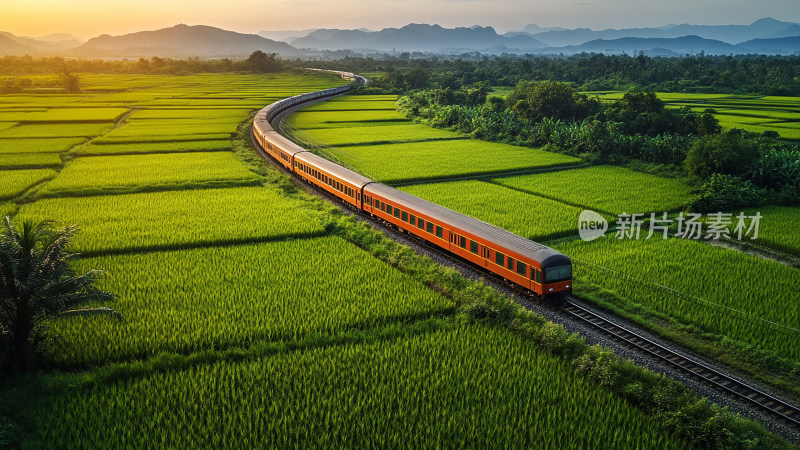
251, 69, 800, 435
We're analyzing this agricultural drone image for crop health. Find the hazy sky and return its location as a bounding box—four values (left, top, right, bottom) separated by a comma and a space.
4, 0, 800, 40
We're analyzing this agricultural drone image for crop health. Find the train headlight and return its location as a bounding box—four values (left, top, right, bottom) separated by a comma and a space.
566, 285, 570, 288
548, 288, 554, 292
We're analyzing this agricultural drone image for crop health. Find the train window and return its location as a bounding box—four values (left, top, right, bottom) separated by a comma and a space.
409, 214, 415, 224
517, 262, 527, 276
459, 236, 466, 249
394, 208, 401, 219
536, 269, 541, 283
426, 222, 433, 233
435, 226, 443, 238
417, 218, 424, 229
507, 257, 514, 270
495, 252, 505, 266
470, 240, 478, 254
401, 211, 408, 222
386, 205, 392, 214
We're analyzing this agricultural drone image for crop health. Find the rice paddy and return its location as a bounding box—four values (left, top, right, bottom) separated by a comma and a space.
556, 236, 800, 360
734, 205, 800, 256
17, 186, 326, 254
0, 168, 57, 199
0, 137, 86, 154
41, 152, 260, 195
49, 236, 454, 366
75, 140, 233, 155
492, 165, 694, 215
37, 324, 684, 448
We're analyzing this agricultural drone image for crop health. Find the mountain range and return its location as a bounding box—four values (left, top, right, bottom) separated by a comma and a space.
0, 19, 798, 58
289, 24, 547, 52
507, 17, 800, 47
78, 24, 294, 57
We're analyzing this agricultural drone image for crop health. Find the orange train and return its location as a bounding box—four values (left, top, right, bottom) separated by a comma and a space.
252, 72, 572, 302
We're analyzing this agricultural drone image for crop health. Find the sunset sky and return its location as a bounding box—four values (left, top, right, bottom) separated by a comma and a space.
4, 0, 799, 40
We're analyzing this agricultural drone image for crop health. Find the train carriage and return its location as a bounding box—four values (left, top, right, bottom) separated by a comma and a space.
294, 152, 372, 208
364, 183, 572, 300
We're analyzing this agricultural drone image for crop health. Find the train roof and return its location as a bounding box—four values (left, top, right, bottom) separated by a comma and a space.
295, 151, 374, 188
365, 183, 570, 267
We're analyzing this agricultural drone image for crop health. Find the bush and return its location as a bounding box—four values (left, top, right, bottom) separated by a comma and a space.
685, 130, 759, 179
687, 174, 763, 213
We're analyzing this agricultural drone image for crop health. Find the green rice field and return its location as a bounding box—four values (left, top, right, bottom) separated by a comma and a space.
0, 168, 57, 199
37, 324, 684, 448
41, 152, 260, 195
75, 140, 232, 155
556, 237, 800, 360
493, 165, 694, 215
733, 205, 800, 257
50, 236, 454, 366
0, 137, 86, 153
0, 152, 62, 168
292, 123, 464, 145
17, 186, 324, 254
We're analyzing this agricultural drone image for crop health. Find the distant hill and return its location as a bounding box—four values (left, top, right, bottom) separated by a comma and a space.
257, 29, 318, 42
0, 33, 37, 55
290, 23, 547, 52
0, 31, 80, 53
526, 18, 799, 47
563, 35, 742, 55
738, 36, 800, 55
80, 24, 296, 57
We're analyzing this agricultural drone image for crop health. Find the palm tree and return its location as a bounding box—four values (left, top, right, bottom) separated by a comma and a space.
0, 216, 119, 371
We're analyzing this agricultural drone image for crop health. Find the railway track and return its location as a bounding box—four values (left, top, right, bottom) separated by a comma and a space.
561, 300, 800, 428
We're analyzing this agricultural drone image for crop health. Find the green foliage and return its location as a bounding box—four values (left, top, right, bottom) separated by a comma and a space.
751, 147, 800, 201
508, 81, 598, 122
0, 217, 117, 371
243, 51, 282, 74
688, 174, 764, 213
58, 71, 81, 94
685, 130, 760, 179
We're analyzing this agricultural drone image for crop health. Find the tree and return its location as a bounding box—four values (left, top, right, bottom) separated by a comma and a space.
243, 51, 282, 73
685, 130, 760, 179
58, 70, 81, 93
0, 217, 119, 371
508, 81, 595, 122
